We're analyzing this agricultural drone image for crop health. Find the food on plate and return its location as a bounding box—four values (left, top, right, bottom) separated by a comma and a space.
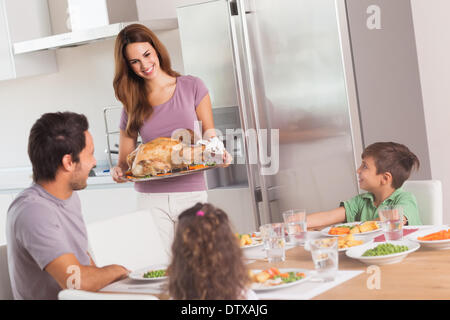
236, 233, 261, 247
362, 243, 409, 257
329, 226, 351, 235
127, 137, 206, 177
417, 229, 450, 241
337, 234, 364, 249
249, 267, 305, 286
359, 221, 379, 233
329, 221, 379, 235
143, 269, 167, 278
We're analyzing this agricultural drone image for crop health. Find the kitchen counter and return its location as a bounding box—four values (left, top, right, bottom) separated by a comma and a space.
0, 166, 135, 193
0, 166, 249, 193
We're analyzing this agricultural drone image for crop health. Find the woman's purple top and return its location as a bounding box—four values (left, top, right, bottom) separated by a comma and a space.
119, 75, 208, 193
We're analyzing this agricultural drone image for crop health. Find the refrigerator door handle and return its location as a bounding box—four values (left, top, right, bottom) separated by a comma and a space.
235, 0, 272, 224
227, 0, 262, 228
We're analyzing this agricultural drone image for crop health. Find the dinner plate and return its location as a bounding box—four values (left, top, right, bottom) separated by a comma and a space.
128, 265, 168, 281
250, 268, 311, 292
406, 225, 450, 250
345, 240, 420, 265
125, 164, 218, 182
241, 240, 264, 249
321, 222, 382, 237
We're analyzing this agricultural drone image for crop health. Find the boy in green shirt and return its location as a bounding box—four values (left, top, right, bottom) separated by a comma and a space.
307, 142, 422, 228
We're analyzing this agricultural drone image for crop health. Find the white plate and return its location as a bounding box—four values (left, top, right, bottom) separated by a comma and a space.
406, 226, 450, 250
321, 222, 382, 237
241, 239, 264, 249
345, 240, 420, 265
250, 268, 311, 292
129, 265, 168, 281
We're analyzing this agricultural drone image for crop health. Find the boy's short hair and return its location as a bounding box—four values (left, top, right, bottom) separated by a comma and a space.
362, 142, 420, 189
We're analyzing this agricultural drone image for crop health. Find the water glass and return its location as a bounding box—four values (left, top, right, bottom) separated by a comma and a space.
282, 209, 307, 246
378, 206, 403, 240
308, 238, 338, 282
259, 223, 286, 263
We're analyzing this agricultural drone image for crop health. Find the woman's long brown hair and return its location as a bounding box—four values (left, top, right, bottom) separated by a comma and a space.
113, 24, 180, 137
167, 203, 250, 300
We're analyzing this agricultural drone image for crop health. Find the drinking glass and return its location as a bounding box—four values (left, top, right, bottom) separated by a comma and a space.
282, 209, 307, 246
308, 237, 338, 282
259, 223, 286, 263
378, 206, 404, 240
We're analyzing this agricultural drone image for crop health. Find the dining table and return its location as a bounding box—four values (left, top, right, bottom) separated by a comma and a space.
100, 225, 450, 300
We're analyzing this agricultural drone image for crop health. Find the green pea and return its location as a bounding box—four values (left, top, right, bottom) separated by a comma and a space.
362, 243, 409, 257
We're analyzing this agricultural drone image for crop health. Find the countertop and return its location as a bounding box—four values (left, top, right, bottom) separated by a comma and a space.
0, 166, 132, 193
0, 167, 249, 193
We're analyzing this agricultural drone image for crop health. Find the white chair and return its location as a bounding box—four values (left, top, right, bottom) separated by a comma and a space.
402, 180, 443, 225
0, 244, 14, 300
58, 289, 158, 300
86, 210, 169, 272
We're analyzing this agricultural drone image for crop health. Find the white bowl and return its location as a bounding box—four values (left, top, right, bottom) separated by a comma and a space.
406, 226, 450, 250
345, 240, 420, 265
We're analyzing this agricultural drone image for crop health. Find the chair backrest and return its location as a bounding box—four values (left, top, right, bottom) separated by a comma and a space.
402, 180, 443, 225
86, 210, 169, 272
0, 244, 14, 300
58, 289, 158, 300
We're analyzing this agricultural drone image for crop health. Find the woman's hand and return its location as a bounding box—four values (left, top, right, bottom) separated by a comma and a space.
111, 166, 128, 183
220, 150, 233, 168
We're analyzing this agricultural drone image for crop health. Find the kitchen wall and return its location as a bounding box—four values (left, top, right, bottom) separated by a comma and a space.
411, 0, 450, 224
0, 29, 183, 169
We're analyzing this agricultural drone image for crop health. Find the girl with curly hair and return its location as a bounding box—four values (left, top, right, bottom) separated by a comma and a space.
167, 203, 257, 300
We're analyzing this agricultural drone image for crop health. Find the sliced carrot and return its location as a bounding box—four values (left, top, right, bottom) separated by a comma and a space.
418, 229, 450, 241
269, 267, 281, 276
280, 273, 289, 278
296, 272, 306, 277
329, 227, 350, 235
189, 164, 206, 170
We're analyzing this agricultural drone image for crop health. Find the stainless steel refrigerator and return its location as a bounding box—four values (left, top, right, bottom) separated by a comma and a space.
177, 0, 363, 230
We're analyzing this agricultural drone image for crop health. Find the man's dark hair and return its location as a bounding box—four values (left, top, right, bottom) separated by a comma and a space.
28, 112, 89, 183
362, 142, 420, 189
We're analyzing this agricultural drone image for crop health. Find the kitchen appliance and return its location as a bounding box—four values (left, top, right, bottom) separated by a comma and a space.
177, 0, 363, 229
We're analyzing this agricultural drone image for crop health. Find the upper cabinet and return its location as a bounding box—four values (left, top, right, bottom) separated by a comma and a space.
0, 0, 57, 81
0, 0, 180, 81
11, 0, 178, 54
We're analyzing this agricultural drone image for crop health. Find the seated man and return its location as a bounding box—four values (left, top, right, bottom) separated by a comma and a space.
6, 112, 129, 300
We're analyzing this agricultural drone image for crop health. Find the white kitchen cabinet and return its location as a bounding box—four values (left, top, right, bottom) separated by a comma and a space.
77, 186, 138, 224
0, 0, 57, 81
207, 187, 256, 234
136, 0, 208, 20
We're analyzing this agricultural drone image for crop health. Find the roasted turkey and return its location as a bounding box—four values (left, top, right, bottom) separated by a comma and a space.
127, 137, 205, 177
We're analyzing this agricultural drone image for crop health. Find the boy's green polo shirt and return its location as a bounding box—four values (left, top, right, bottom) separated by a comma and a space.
342, 188, 422, 225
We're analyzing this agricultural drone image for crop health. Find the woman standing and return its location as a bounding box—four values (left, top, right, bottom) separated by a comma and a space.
111, 24, 229, 255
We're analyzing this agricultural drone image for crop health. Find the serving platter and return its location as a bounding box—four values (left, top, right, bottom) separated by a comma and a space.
124, 164, 218, 182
